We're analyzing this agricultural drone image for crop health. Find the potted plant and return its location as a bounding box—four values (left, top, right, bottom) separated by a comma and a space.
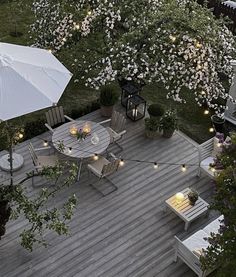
159, 109, 178, 138
147, 103, 165, 120
100, 85, 119, 117
144, 118, 160, 138
211, 114, 225, 133
187, 189, 199, 206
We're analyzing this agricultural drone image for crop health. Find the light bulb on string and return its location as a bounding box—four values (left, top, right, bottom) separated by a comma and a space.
119, 159, 124, 166
181, 164, 187, 172
153, 162, 159, 169
18, 133, 23, 139
87, 10, 92, 15
204, 110, 209, 115
93, 153, 99, 161
43, 140, 48, 147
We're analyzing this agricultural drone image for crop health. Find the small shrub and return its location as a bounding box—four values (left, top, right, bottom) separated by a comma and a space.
145, 118, 159, 132
147, 104, 165, 117
100, 86, 119, 106
24, 119, 47, 140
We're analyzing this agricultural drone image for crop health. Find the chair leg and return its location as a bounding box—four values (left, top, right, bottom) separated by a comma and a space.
89, 176, 118, 196
197, 167, 201, 177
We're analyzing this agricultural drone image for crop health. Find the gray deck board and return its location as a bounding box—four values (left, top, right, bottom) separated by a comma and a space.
0, 109, 216, 277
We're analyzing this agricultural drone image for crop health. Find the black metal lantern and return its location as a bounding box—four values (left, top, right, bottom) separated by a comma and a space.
120, 81, 140, 107
126, 95, 146, 121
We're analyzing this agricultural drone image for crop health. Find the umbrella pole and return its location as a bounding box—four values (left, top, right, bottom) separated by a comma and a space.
5, 121, 14, 186
9, 142, 13, 186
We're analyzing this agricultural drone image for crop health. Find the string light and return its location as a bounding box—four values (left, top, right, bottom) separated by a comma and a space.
169, 35, 176, 42
18, 133, 23, 139
93, 153, 99, 161
201, 91, 206, 95
209, 127, 214, 133
119, 159, 124, 166
153, 162, 159, 169
197, 64, 202, 70
48, 49, 52, 53
43, 140, 48, 147
204, 110, 209, 115
74, 24, 80, 30
217, 142, 222, 147
181, 164, 187, 172
196, 42, 202, 48
62, 37, 67, 42
87, 11, 92, 15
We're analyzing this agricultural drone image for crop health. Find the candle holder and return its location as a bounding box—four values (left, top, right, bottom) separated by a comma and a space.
126, 95, 146, 121
82, 122, 91, 134
69, 126, 78, 136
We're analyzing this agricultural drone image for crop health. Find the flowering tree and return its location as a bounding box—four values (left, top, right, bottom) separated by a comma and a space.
31, 0, 236, 113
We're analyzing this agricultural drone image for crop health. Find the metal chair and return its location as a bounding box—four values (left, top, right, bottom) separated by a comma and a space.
45, 106, 74, 133
28, 142, 59, 186
87, 153, 120, 196
99, 111, 126, 151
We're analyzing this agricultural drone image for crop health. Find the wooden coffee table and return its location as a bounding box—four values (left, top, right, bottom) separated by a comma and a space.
165, 188, 209, 230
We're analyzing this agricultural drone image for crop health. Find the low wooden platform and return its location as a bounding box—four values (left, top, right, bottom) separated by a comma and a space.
0, 109, 217, 277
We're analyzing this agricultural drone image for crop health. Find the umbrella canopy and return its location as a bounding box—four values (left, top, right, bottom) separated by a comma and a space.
0, 43, 72, 121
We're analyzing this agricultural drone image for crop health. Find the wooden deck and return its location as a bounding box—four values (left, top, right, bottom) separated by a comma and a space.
0, 109, 217, 277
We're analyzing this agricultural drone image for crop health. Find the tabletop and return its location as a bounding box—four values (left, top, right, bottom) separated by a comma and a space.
165, 188, 209, 223
52, 120, 111, 159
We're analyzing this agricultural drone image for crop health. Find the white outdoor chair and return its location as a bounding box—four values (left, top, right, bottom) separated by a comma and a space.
87, 153, 120, 196
197, 137, 216, 179
99, 111, 126, 151
45, 106, 74, 133
29, 142, 59, 186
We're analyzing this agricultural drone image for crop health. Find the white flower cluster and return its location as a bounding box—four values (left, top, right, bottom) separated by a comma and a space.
31, 0, 236, 112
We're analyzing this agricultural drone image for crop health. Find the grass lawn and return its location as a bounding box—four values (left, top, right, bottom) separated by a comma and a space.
0, 0, 220, 150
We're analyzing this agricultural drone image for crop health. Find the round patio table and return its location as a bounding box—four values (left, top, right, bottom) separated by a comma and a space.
52, 120, 110, 180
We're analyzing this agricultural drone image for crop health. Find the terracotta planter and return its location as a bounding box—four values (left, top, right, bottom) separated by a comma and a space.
100, 105, 114, 117
162, 129, 175, 138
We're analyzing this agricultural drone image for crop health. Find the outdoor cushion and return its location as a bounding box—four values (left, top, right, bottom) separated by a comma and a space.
87, 156, 110, 178
38, 155, 58, 167
200, 157, 215, 178
203, 215, 224, 236
193, 248, 205, 258
183, 230, 210, 251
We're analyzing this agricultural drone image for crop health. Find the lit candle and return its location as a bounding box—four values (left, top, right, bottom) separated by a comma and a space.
70, 126, 78, 136
175, 192, 185, 204
83, 122, 91, 134
132, 109, 137, 117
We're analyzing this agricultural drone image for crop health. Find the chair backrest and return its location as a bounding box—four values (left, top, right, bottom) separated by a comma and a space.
110, 111, 126, 133
101, 159, 120, 177
45, 106, 65, 127
29, 142, 39, 167
198, 138, 214, 161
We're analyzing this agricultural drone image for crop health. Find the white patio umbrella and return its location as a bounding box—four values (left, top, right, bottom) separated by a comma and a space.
0, 42, 72, 184
0, 42, 72, 121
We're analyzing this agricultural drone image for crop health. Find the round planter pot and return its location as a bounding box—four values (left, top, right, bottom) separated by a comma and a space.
188, 196, 198, 206
162, 129, 175, 138
100, 105, 114, 117
211, 115, 225, 133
